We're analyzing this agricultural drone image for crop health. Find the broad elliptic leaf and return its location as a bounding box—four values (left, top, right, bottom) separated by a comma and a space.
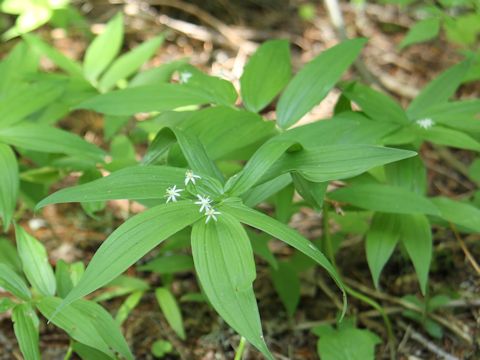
178, 64, 238, 106
77, 83, 214, 116
15, 224, 56, 296
23, 34, 83, 77
221, 200, 347, 317
71, 299, 133, 360
37, 297, 114, 358
432, 197, 480, 232
341, 82, 409, 124
54, 202, 201, 315
0, 237, 22, 271
83, 13, 124, 83
270, 261, 300, 317
407, 61, 471, 119
0, 124, 105, 160
398, 214, 432, 295
0, 82, 64, 128
419, 126, 480, 152
37, 166, 185, 208
191, 213, 274, 360
240, 39, 291, 112
12, 304, 41, 360
366, 213, 400, 288
264, 145, 416, 184
225, 139, 300, 196
155, 287, 186, 340
0, 263, 31, 300
99, 35, 164, 92
0, 144, 18, 228
328, 183, 439, 215
315, 322, 381, 360
276, 38, 366, 128
399, 18, 440, 49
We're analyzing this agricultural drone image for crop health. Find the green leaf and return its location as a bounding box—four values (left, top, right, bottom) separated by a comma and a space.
225, 139, 299, 196
77, 83, 214, 116
276, 38, 366, 128
398, 214, 432, 295
155, 287, 186, 340
15, 224, 56, 296
191, 214, 273, 359
0, 124, 105, 160
0, 144, 18, 229
151, 340, 173, 357
0, 237, 22, 271
0, 82, 64, 128
242, 173, 292, 207
55, 260, 85, 298
432, 197, 480, 232
341, 82, 409, 124
54, 202, 201, 314
221, 200, 347, 317
366, 213, 400, 288
138, 254, 194, 274
266, 145, 416, 183
385, 155, 427, 194
240, 39, 291, 112
407, 61, 471, 118
399, 18, 440, 49
37, 297, 114, 358
83, 13, 124, 83
0, 263, 31, 300
70, 299, 133, 360
178, 65, 238, 106
160, 106, 276, 161
115, 290, 144, 326
12, 304, 41, 360
99, 35, 164, 92
291, 173, 328, 210
270, 261, 300, 317
129, 59, 188, 87
419, 126, 480, 152
328, 183, 439, 215
23, 33, 83, 77
72, 342, 113, 360
37, 166, 184, 208
315, 322, 381, 360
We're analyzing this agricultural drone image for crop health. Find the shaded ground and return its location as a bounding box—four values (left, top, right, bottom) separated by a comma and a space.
1, 1, 479, 359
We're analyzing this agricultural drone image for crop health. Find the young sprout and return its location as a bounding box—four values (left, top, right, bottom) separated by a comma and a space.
205, 208, 221, 223
416, 118, 435, 129
195, 194, 212, 212
184, 170, 201, 186
165, 185, 183, 203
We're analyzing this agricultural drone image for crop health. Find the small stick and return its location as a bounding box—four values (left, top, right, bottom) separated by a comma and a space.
397, 320, 460, 360
450, 223, 480, 275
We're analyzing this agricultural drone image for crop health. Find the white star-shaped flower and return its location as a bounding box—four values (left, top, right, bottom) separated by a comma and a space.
165, 185, 183, 203
179, 71, 192, 84
184, 170, 201, 186
416, 118, 435, 129
195, 194, 212, 212
205, 208, 221, 223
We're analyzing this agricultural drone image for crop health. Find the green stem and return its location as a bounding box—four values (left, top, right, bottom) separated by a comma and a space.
234, 337, 247, 360
322, 202, 335, 264
63, 342, 73, 360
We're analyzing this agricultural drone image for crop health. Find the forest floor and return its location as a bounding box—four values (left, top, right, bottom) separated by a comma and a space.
0, 1, 479, 359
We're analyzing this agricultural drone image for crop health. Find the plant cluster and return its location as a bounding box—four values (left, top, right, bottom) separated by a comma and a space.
0, 10, 479, 360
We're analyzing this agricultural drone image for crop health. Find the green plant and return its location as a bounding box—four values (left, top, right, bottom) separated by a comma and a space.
34, 37, 424, 358
0, 42, 105, 231
385, 0, 480, 80
0, 227, 133, 359
0, 0, 86, 40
